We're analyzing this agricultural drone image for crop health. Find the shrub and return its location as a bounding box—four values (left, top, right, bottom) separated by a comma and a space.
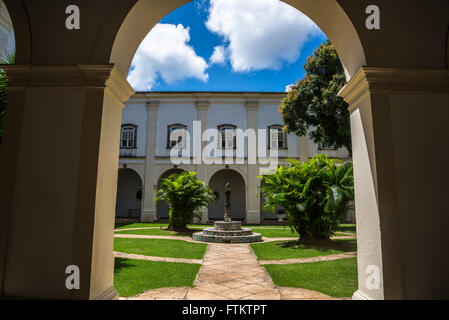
259, 154, 354, 243
156, 171, 216, 229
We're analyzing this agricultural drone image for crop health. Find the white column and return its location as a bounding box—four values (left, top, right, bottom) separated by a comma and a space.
195, 99, 209, 223
299, 135, 310, 162
141, 100, 159, 222
246, 101, 261, 224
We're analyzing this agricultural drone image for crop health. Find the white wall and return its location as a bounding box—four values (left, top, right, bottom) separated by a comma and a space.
156, 101, 197, 157
258, 103, 299, 158
121, 103, 147, 157
121, 94, 350, 161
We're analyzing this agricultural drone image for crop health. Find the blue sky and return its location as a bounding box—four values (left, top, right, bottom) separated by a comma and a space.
128, 0, 327, 92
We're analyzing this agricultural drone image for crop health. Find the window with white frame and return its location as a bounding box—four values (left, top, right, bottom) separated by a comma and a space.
120, 125, 137, 148
218, 124, 237, 149
268, 125, 287, 150
167, 124, 187, 149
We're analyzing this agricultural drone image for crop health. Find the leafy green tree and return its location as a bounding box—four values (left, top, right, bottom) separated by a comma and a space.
0, 52, 15, 147
259, 154, 354, 243
156, 171, 216, 230
280, 40, 351, 155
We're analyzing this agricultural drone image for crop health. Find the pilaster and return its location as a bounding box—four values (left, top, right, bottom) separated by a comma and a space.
141, 100, 159, 222
245, 101, 260, 224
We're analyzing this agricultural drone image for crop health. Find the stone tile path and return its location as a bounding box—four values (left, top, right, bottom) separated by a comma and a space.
113, 251, 202, 264
259, 251, 357, 265
122, 243, 347, 300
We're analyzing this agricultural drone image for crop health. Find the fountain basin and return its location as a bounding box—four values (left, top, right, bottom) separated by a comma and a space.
193, 221, 263, 243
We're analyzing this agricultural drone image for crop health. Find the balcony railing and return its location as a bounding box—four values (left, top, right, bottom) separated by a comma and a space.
120, 148, 137, 158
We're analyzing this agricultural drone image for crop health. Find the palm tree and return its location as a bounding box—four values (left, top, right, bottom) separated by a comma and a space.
259, 154, 354, 243
156, 171, 216, 230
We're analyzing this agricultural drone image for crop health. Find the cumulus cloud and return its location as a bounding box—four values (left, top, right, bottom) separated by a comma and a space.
128, 23, 209, 91
209, 45, 228, 65
206, 0, 323, 72
285, 84, 296, 92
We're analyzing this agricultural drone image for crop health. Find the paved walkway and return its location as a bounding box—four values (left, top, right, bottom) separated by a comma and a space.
122, 243, 349, 300
113, 251, 203, 264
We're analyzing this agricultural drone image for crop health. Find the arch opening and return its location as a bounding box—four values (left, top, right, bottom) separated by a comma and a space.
115, 168, 143, 220
110, 0, 366, 81
208, 169, 246, 221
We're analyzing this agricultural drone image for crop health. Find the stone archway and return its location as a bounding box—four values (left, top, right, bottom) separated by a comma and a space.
208, 169, 246, 221
0, 0, 448, 300
156, 168, 185, 220
115, 168, 142, 219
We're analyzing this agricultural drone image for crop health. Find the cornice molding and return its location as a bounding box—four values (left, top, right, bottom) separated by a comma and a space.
1, 64, 134, 103
132, 92, 286, 100
245, 100, 259, 110
105, 67, 135, 104
146, 100, 160, 111
339, 67, 449, 112
196, 100, 210, 110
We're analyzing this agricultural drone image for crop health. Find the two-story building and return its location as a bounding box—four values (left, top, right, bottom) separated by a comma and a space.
116, 91, 350, 224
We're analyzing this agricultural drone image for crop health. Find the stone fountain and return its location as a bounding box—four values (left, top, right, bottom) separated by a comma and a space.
193, 183, 262, 243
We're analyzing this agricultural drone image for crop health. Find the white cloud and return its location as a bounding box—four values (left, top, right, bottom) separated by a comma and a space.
127, 23, 209, 91
209, 45, 228, 65
285, 84, 295, 92
206, 0, 323, 72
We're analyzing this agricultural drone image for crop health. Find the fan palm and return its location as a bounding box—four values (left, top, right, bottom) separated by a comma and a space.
156, 171, 216, 230
259, 154, 354, 243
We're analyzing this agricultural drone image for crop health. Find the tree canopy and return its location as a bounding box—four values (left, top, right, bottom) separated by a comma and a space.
280, 40, 351, 155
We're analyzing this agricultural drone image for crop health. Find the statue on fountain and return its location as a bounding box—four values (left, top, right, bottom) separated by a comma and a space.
193, 182, 262, 243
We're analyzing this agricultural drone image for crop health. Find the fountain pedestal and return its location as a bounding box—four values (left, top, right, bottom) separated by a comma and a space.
193, 183, 262, 243
193, 221, 262, 243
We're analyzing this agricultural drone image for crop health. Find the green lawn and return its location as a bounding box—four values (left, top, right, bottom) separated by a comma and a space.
251, 240, 356, 260
115, 222, 209, 230
116, 228, 204, 237
115, 224, 349, 238
114, 238, 207, 259
264, 258, 358, 298
114, 258, 201, 297
336, 224, 356, 234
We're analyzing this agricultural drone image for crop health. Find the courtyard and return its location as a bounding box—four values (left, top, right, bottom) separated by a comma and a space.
113, 222, 357, 300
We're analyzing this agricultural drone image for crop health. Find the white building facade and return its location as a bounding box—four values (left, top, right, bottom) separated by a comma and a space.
116, 92, 350, 224
0, 1, 14, 60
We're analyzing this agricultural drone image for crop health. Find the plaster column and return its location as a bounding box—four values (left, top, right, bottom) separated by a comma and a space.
299, 135, 310, 162
195, 99, 210, 223
339, 67, 449, 300
141, 100, 159, 222
246, 100, 261, 224
0, 65, 134, 300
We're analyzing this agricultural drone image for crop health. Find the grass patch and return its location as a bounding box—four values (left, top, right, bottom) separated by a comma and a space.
255, 228, 298, 238
114, 238, 207, 259
251, 240, 355, 260
114, 258, 201, 297
115, 222, 209, 230
116, 228, 204, 237
336, 224, 356, 234
115, 222, 169, 229
264, 258, 358, 298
